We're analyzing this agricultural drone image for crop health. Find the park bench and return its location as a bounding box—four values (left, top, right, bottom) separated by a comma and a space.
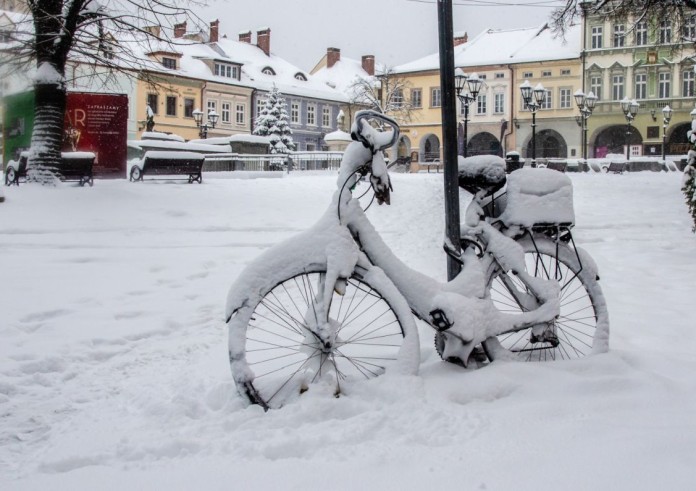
130, 151, 205, 183
4, 152, 95, 186
606, 162, 626, 174
546, 161, 567, 173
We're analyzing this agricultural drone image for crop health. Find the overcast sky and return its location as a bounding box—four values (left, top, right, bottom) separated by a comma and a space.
201, 0, 566, 71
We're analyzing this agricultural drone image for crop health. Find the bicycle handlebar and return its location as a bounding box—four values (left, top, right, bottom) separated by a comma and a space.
351, 110, 400, 153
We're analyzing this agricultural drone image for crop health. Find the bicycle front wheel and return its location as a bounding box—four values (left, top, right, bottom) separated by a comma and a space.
483, 234, 609, 362
228, 268, 412, 410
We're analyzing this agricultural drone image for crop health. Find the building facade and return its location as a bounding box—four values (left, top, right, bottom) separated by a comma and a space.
582, 7, 696, 158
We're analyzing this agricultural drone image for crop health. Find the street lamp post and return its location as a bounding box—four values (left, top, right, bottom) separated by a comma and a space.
574, 90, 597, 161
620, 97, 639, 160
454, 69, 483, 158
661, 105, 673, 161
519, 80, 547, 166
192, 109, 219, 139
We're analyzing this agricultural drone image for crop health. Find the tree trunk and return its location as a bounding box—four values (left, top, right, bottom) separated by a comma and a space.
26, 81, 66, 185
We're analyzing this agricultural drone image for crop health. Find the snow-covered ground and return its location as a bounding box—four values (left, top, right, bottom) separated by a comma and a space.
1, 171, 695, 490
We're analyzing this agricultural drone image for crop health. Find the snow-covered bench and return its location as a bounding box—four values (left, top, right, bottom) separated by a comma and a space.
5, 152, 95, 186
606, 162, 626, 174
130, 151, 205, 183
546, 161, 567, 173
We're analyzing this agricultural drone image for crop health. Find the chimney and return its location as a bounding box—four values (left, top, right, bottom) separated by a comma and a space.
239, 30, 251, 43
173, 21, 186, 39
454, 32, 468, 47
257, 28, 271, 56
209, 19, 219, 43
362, 55, 375, 76
327, 47, 341, 68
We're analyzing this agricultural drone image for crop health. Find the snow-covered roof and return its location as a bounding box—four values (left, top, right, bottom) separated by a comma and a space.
212, 38, 347, 103
394, 24, 581, 73
312, 57, 375, 98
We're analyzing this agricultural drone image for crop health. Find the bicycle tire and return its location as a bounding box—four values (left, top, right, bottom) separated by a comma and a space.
482, 234, 609, 362
227, 266, 417, 410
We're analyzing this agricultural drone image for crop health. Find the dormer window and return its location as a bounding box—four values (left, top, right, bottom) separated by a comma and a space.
162, 57, 177, 69
294, 72, 307, 81
215, 62, 239, 79
262, 66, 276, 76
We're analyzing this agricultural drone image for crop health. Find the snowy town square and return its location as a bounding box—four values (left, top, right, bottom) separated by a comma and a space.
3, 0, 696, 489
1, 171, 695, 488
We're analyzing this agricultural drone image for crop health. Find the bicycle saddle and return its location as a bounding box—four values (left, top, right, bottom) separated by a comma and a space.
457, 155, 506, 195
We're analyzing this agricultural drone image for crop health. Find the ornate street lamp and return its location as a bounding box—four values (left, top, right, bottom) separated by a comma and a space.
574, 90, 597, 161
661, 105, 673, 161
192, 108, 219, 139
519, 80, 546, 166
620, 98, 639, 160
455, 69, 483, 157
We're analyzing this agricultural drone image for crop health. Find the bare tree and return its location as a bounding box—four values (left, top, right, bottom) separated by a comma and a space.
551, 0, 696, 37
347, 67, 417, 125
1, 0, 204, 184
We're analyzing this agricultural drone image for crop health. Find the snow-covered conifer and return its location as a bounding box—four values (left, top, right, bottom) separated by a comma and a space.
253, 85, 296, 154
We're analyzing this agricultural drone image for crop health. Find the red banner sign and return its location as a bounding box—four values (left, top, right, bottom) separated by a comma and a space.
64, 93, 128, 178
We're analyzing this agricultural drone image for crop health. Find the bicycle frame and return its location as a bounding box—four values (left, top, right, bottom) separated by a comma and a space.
328, 114, 561, 364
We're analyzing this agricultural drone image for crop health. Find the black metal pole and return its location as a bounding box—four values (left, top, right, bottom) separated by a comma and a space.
662, 124, 667, 161
531, 111, 537, 166
583, 117, 588, 160
437, 0, 462, 280
463, 103, 469, 158
626, 121, 630, 160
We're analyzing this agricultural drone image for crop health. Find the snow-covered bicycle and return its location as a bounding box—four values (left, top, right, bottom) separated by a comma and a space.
225, 110, 609, 410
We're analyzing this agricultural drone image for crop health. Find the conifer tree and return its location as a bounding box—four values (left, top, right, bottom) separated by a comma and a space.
253, 85, 296, 154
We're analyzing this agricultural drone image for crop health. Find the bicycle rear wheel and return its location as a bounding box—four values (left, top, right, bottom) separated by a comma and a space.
483, 234, 609, 361
228, 268, 412, 409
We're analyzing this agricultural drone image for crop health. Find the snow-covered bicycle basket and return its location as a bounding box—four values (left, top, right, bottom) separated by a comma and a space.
499, 168, 575, 228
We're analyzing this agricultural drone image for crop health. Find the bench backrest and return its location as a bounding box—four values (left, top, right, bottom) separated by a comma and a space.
142, 151, 204, 175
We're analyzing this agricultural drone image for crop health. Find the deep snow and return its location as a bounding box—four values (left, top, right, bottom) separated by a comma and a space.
1, 171, 695, 490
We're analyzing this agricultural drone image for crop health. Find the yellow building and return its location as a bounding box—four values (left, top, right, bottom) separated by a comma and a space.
393, 25, 583, 167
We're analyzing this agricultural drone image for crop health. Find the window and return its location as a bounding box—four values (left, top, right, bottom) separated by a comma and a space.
294, 72, 307, 81
393, 89, 404, 106
523, 72, 533, 79
307, 104, 316, 125
322, 107, 331, 127
411, 88, 422, 108
659, 72, 671, 98
291, 102, 299, 124
166, 96, 176, 116
612, 74, 625, 100
221, 102, 231, 123
635, 73, 647, 99
162, 57, 177, 69
184, 98, 194, 118
542, 70, 552, 77
635, 22, 648, 46
540, 89, 552, 110
214, 63, 238, 79
262, 66, 276, 75
613, 24, 625, 47
591, 26, 603, 49
494, 93, 504, 114
684, 70, 695, 97
478, 74, 487, 80
684, 15, 696, 40
431, 87, 441, 107
495, 73, 505, 79
256, 99, 264, 119
560, 88, 571, 109
476, 94, 486, 115
236, 103, 245, 125
206, 100, 217, 120
660, 20, 672, 44
147, 94, 158, 114
590, 75, 602, 101
561, 69, 571, 76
